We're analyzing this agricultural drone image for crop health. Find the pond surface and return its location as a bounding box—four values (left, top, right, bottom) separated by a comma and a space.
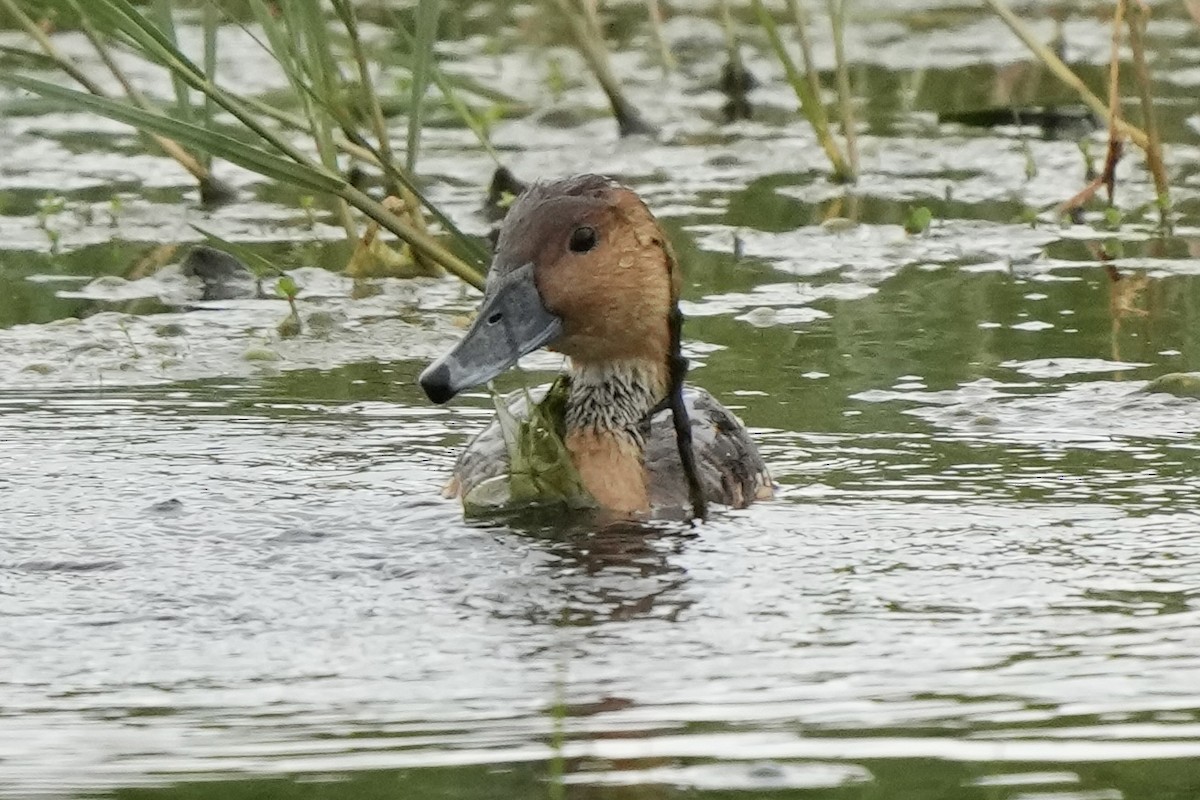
2, 2, 1200, 798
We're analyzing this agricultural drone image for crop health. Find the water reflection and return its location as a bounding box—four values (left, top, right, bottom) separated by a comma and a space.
472, 511, 698, 625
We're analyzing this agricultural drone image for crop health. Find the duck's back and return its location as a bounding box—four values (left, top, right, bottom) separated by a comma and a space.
641, 387, 773, 511
447, 384, 773, 512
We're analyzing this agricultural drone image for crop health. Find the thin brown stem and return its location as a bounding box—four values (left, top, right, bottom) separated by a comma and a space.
1103, 0, 1126, 204
826, 0, 859, 176
1125, 0, 1170, 223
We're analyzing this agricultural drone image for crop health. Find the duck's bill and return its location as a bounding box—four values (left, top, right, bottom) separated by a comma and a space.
419, 263, 563, 404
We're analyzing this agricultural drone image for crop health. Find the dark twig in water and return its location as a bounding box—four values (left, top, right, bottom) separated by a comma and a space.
1103, 3, 1126, 204
1056, 139, 1123, 220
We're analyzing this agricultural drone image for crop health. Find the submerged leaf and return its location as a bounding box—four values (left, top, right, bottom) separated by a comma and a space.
1143, 373, 1200, 399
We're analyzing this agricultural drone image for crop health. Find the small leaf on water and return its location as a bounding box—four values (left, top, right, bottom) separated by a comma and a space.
1102, 207, 1124, 231
275, 275, 298, 299
1016, 206, 1039, 227
904, 206, 933, 235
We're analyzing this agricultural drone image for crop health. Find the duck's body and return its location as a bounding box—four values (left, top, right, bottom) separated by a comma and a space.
420, 174, 773, 518
448, 378, 772, 513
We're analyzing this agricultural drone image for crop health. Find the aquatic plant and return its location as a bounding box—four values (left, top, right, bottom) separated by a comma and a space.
34, 193, 65, 255
275, 275, 302, 338
0, 0, 231, 203
985, 0, 1170, 226
547, 0, 653, 136
751, 0, 856, 182
493, 378, 592, 509
0, 0, 491, 288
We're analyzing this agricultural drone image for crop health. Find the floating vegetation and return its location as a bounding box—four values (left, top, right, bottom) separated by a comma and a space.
904, 206, 933, 235
492, 377, 593, 509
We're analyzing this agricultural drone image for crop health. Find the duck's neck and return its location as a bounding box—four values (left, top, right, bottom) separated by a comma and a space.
564, 359, 668, 514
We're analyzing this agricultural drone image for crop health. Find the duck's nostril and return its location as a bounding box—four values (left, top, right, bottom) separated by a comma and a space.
487, 312, 503, 325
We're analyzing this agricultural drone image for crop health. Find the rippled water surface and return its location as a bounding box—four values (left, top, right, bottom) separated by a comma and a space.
2, 1, 1200, 798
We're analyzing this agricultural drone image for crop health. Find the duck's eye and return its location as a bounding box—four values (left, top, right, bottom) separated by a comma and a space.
568, 225, 598, 253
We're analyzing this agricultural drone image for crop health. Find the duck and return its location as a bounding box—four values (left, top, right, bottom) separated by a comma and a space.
419, 174, 773, 518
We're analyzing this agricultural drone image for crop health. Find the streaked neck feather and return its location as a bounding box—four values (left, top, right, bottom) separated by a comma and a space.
563, 359, 668, 514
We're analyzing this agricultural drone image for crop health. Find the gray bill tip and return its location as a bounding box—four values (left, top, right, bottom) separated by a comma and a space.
417, 262, 563, 405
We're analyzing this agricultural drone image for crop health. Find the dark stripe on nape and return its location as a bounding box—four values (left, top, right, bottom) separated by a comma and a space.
668, 306, 707, 522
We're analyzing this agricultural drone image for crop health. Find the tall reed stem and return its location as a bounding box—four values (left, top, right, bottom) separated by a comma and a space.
547, 0, 653, 136
1124, 0, 1170, 223
645, 0, 675, 72
983, 0, 1150, 151
753, 0, 852, 181
826, 0, 859, 177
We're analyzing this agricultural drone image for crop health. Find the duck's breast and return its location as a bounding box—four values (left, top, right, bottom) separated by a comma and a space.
448, 384, 773, 513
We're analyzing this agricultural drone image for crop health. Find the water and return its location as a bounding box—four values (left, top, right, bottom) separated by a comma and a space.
2, 2, 1200, 798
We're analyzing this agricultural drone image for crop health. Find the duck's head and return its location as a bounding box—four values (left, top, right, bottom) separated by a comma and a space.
420, 174, 679, 404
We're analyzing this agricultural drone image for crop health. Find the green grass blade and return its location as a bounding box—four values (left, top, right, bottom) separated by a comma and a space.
751, 0, 851, 181
246, 0, 303, 90
201, 0, 218, 161
0, 73, 342, 193
407, 0, 441, 172
85, 0, 206, 82
150, 0, 193, 123
295, 0, 344, 103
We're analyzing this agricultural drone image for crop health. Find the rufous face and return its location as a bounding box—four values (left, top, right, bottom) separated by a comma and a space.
418, 175, 680, 405
504, 184, 675, 365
